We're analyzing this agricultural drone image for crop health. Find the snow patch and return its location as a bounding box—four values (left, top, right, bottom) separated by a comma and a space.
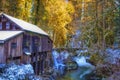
0, 63, 36, 80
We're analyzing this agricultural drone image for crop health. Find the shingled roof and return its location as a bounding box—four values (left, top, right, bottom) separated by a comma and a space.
2, 13, 48, 36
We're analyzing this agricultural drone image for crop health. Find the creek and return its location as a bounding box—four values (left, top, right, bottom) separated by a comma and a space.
52, 50, 95, 80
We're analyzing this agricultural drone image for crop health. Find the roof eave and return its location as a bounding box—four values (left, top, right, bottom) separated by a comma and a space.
0, 31, 23, 43
24, 30, 48, 36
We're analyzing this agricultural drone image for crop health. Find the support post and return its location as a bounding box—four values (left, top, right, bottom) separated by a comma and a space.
35, 52, 38, 75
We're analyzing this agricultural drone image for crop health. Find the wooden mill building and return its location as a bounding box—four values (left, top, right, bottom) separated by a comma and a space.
0, 13, 53, 75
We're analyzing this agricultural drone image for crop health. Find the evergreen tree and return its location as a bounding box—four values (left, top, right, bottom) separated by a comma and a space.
114, 0, 120, 47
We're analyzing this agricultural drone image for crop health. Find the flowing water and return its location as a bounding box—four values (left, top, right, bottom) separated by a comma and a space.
52, 50, 95, 80
75, 57, 95, 78
52, 50, 68, 75
62, 56, 95, 80
65, 67, 91, 80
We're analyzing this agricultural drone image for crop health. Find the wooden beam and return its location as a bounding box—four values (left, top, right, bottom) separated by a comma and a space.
35, 52, 38, 75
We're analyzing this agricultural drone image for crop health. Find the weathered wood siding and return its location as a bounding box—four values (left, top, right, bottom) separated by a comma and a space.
22, 32, 41, 63
41, 36, 52, 52
4, 34, 23, 63
22, 32, 53, 74
0, 15, 21, 30
32, 35, 41, 52
23, 32, 43, 53
22, 55, 31, 64
0, 44, 6, 63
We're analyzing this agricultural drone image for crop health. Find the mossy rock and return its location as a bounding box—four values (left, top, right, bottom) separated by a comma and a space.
65, 61, 78, 71
89, 53, 104, 65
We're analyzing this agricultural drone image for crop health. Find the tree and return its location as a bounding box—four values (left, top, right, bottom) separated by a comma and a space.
31, 0, 47, 26
77, 0, 116, 50
114, 0, 120, 47
42, 0, 74, 47
0, 0, 9, 13
0, 0, 32, 21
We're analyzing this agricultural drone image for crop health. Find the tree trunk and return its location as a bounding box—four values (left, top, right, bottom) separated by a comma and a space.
81, 0, 85, 20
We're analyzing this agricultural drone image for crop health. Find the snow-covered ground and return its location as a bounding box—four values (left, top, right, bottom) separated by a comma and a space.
0, 63, 42, 80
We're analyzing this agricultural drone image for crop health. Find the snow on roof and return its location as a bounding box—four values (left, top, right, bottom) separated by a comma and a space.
0, 31, 23, 43
3, 14, 48, 36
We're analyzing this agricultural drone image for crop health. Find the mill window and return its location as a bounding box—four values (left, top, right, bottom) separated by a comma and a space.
11, 43, 17, 49
6, 22, 10, 29
13, 24, 16, 30
23, 35, 30, 52
0, 22, 2, 29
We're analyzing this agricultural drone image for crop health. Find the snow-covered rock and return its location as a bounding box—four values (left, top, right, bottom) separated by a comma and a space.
106, 48, 120, 64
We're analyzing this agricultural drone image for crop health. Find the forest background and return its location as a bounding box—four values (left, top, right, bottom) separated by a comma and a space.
0, 0, 120, 49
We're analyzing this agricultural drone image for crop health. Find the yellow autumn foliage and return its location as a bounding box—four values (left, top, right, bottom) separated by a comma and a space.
43, 0, 74, 47
17, 0, 32, 21
0, 0, 32, 21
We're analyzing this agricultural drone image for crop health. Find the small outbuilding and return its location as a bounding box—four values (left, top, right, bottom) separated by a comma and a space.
0, 13, 53, 75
